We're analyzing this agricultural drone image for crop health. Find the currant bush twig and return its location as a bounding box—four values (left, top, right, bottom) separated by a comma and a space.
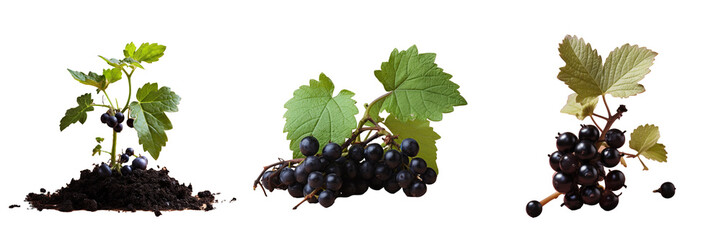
599, 105, 628, 142
590, 115, 602, 131
293, 188, 320, 210
252, 158, 304, 196
102, 90, 115, 111
619, 151, 638, 158
121, 68, 135, 113
540, 192, 562, 206
602, 95, 612, 118
592, 113, 608, 120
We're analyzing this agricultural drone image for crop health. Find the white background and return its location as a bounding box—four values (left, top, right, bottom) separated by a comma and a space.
1, 0, 718, 239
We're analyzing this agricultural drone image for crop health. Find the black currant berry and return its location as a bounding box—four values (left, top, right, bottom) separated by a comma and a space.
303, 156, 322, 173
559, 154, 580, 174
279, 167, 296, 185
526, 200, 542, 218
563, 192, 583, 210
343, 160, 358, 179
422, 168, 437, 185
294, 163, 309, 183
348, 144, 365, 162
127, 118, 134, 128
364, 143, 383, 163
307, 171, 324, 189
401, 138, 420, 157
409, 181, 427, 197
552, 172, 575, 193
410, 158, 427, 175
605, 129, 625, 148
106, 116, 118, 128
577, 164, 599, 186
115, 112, 125, 123
384, 177, 401, 194
322, 142, 342, 161
325, 173, 343, 191
121, 165, 133, 175
97, 162, 112, 177
355, 179, 369, 195
303, 184, 318, 203
599, 191, 620, 211
318, 190, 336, 208
383, 149, 402, 169
574, 140, 596, 160
359, 161, 375, 180
556, 132, 578, 152
601, 147, 621, 167
113, 123, 123, 132
549, 151, 563, 172
119, 154, 130, 163
374, 164, 392, 181
396, 170, 413, 188
132, 156, 148, 170
579, 125, 600, 142
100, 113, 110, 124
261, 171, 275, 191
299, 136, 320, 157
605, 170, 626, 191
581, 185, 602, 205
125, 147, 134, 156
287, 182, 305, 198
654, 182, 676, 198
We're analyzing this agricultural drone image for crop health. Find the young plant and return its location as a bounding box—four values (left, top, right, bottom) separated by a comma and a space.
253, 46, 467, 209
60, 42, 180, 172
526, 35, 669, 217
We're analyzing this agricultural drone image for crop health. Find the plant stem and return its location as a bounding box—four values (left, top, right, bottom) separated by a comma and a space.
638, 155, 649, 171
102, 90, 115, 110
293, 188, 320, 210
540, 192, 562, 206
602, 95, 611, 118
620, 151, 638, 158
91, 104, 112, 109
590, 115, 602, 130
598, 105, 627, 142
592, 113, 608, 120
121, 68, 135, 113
110, 130, 118, 168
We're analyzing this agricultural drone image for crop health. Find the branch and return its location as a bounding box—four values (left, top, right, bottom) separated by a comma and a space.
253, 158, 303, 196
599, 105, 628, 142
540, 192, 562, 206
293, 188, 320, 210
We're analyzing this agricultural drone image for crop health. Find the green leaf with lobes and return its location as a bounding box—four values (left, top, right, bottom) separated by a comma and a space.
59, 93, 94, 131
132, 43, 166, 63
373, 45, 466, 122
384, 114, 440, 173
129, 83, 181, 160
560, 93, 599, 120
557, 35, 657, 102
284, 73, 359, 158
629, 124, 667, 163
92, 144, 102, 156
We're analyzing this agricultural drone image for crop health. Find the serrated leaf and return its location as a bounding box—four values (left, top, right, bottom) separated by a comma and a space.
602, 44, 657, 98
629, 124, 661, 154
103, 68, 122, 83
284, 73, 359, 158
59, 93, 94, 131
133, 43, 166, 63
129, 83, 180, 159
557, 35, 604, 101
124, 42, 136, 58
560, 93, 599, 120
99, 56, 127, 68
373, 45, 466, 122
384, 114, 441, 173
68, 69, 106, 90
92, 144, 102, 156
95, 137, 104, 143
641, 143, 667, 163
557, 35, 656, 101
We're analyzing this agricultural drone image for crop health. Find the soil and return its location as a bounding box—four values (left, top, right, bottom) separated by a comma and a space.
26, 167, 214, 216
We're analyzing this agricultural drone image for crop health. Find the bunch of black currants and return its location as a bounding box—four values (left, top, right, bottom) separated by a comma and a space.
526, 125, 627, 217
94, 147, 148, 177
260, 136, 437, 208
100, 110, 135, 133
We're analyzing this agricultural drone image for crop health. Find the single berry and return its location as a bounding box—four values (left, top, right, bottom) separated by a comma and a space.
563, 192, 583, 210
307, 171, 324, 189
121, 165, 133, 175
552, 172, 575, 193
106, 116, 118, 128
579, 125, 600, 142
396, 170, 413, 188
348, 144, 365, 162
601, 147, 621, 167
422, 168, 437, 185
410, 158, 427, 175
654, 182, 676, 198
294, 163, 309, 183
97, 163, 112, 177
318, 190, 336, 208
369, 178, 384, 190
343, 160, 358, 179
119, 154, 130, 163
599, 191, 620, 211
548, 151, 563, 172
287, 182, 305, 198
325, 163, 342, 176
115, 112, 125, 123
364, 143, 384, 163
374, 164, 392, 181
559, 153, 580, 174
113, 123, 123, 132
299, 136, 320, 157
132, 156, 148, 170
383, 149, 402, 169
100, 113, 110, 124
325, 173, 343, 191
526, 200, 542, 218
339, 181, 356, 197
261, 171, 274, 191
409, 181, 427, 197
126, 118, 134, 128
359, 161, 375, 180
354, 179, 369, 195
279, 167, 296, 185
605, 129, 625, 148
384, 177, 401, 194
605, 170, 626, 191
577, 164, 599, 186
574, 140, 597, 160
303, 184, 318, 203
581, 185, 602, 205
401, 138, 420, 157
125, 148, 134, 156
303, 156, 322, 173
556, 132, 578, 152
322, 142, 342, 161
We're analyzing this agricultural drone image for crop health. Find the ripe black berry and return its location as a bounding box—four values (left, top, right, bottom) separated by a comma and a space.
348, 144, 365, 162
384, 177, 401, 194
121, 165, 133, 175
359, 161, 375, 180
577, 164, 598, 186
125, 148, 134, 156
409, 181, 427, 197
396, 170, 413, 188
563, 192, 583, 210
552, 172, 575, 193
374, 164, 392, 181
655, 182, 676, 198
422, 168, 437, 185
303, 156, 322, 173
106, 116, 118, 128
574, 140, 596, 160
322, 142, 342, 161
113, 123, 123, 132
549, 151, 563, 172
364, 143, 383, 163
307, 171, 324, 189
119, 154, 130, 163
97, 162, 112, 177
287, 183, 304, 198
559, 153, 580, 174
325, 173, 343, 191
556, 132, 578, 152
599, 191, 620, 211
605, 170, 625, 191
410, 158, 427, 175
299, 136, 320, 157
318, 190, 336, 208
401, 138, 419, 157
601, 147, 621, 167
115, 112, 125, 123
581, 185, 601, 205
132, 156, 148, 170
383, 149, 402, 169
526, 200, 542, 218
100, 113, 110, 124
279, 167, 296, 185
126, 118, 135, 128
605, 129, 625, 148
579, 125, 600, 142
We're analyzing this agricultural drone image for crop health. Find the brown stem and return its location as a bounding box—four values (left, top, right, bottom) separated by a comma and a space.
620, 151, 638, 158
602, 95, 612, 118
590, 115, 602, 131
598, 105, 627, 142
293, 188, 320, 210
253, 158, 304, 196
540, 192, 562, 206
361, 133, 381, 146
638, 155, 649, 171
592, 113, 608, 120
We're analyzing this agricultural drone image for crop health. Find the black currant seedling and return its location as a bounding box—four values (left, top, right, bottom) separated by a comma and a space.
401, 138, 419, 157
300, 136, 320, 157
654, 182, 676, 198
526, 200, 542, 218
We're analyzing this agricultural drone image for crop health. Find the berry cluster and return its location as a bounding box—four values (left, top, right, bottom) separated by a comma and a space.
94, 147, 148, 176
100, 111, 135, 133
258, 136, 436, 208
526, 125, 627, 217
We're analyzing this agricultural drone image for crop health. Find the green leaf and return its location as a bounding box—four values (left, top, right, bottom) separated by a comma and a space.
384, 114, 441, 173
641, 143, 667, 163
129, 83, 181, 159
95, 137, 104, 143
68, 69, 106, 89
629, 124, 667, 162
103, 68, 122, 83
124, 42, 136, 58
560, 93, 599, 120
92, 144, 102, 156
133, 43, 166, 63
373, 45, 466, 122
284, 73, 359, 158
602, 44, 657, 98
59, 93, 94, 131
99, 56, 127, 68
557, 35, 657, 101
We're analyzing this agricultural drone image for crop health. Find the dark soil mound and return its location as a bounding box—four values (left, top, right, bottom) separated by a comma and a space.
26, 167, 214, 216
